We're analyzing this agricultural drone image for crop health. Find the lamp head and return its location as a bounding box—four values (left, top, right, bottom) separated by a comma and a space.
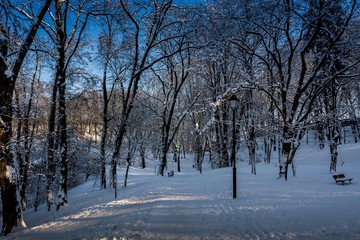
228, 95, 239, 110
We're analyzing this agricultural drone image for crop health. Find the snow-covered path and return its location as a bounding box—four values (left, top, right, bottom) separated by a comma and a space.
4, 143, 360, 239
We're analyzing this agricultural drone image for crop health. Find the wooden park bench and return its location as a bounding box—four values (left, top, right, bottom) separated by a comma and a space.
333, 174, 353, 185
168, 170, 174, 177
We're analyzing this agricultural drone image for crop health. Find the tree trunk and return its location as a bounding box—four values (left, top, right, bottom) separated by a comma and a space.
282, 140, 292, 181
56, 71, 68, 210
34, 165, 44, 212
100, 126, 107, 189
264, 137, 272, 163
281, 128, 302, 180
220, 109, 230, 168
177, 155, 181, 173
325, 85, 341, 172
111, 155, 117, 198
0, 0, 52, 233
347, 95, 360, 143
111, 117, 128, 198
46, 80, 57, 211
140, 146, 146, 169
247, 125, 256, 175
159, 151, 167, 176
123, 152, 131, 188
194, 128, 202, 173
19, 55, 38, 210
14, 93, 25, 210
214, 107, 229, 168
100, 61, 109, 189
328, 109, 340, 172
158, 119, 170, 176
0, 170, 18, 236
329, 141, 338, 172
0, 37, 18, 236
317, 122, 325, 149
0, 79, 18, 235
54, 0, 70, 210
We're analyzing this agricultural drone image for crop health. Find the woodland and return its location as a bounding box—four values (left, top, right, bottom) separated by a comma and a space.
0, 0, 360, 236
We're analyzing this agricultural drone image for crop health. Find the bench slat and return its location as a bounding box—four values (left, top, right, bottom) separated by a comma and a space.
333, 174, 353, 185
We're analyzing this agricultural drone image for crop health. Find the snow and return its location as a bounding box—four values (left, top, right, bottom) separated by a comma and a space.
5, 69, 13, 78
3, 142, 360, 239
5, 165, 16, 183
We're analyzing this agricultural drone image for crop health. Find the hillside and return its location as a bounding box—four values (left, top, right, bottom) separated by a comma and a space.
4, 142, 360, 240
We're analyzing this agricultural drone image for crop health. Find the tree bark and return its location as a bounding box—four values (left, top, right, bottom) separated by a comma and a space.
214, 106, 229, 168
19, 52, 39, 210
247, 125, 256, 175
263, 137, 272, 163
56, 69, 68, 210
100, 63, 109, 189
0, 77, 18, 235
140, 146, 146, 169
46, 78, 58, 211
325, 85, 340, 172
123, 150, 132, 188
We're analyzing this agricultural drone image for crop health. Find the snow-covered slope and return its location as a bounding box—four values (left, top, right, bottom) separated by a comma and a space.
4, 142, 360, 240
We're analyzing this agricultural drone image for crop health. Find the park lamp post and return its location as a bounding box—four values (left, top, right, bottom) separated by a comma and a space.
228, 95, 239, 199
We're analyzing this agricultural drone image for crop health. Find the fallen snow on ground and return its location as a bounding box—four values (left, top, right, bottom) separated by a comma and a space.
4, 142, 360, 240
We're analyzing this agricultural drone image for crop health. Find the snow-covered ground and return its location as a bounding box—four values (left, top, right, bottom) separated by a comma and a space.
4, 142, 360, 240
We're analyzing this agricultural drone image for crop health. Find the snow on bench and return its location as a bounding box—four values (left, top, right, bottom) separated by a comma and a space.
333, 174, 353, 185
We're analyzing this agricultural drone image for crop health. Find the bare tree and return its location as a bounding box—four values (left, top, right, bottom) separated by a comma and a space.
40, 0, 91, 210
95, 0, 125, 189
14, 49, 42, 210
150, 45, 193, 176
191, 1, 245, 169
230, 0, 358, 180
109, 0, 187, 197
0, 0, 52, 235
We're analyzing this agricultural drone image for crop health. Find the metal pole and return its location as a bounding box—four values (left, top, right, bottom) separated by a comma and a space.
232, 108, 237, 199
